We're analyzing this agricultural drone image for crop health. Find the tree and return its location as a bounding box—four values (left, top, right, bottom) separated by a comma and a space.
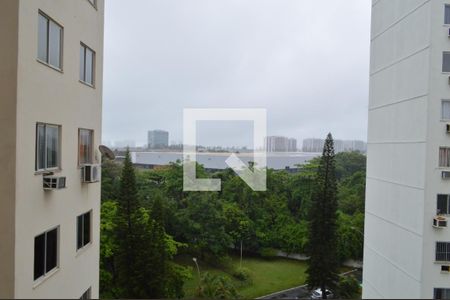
306, 133, 340, 299
114, 150, 184, 298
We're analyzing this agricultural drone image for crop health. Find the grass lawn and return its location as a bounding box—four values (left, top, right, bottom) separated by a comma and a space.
177, 254, 308, 299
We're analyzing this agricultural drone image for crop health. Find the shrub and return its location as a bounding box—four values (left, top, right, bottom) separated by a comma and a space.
338, 275, 361, 299
231, 267, 252, 283
196, 272, 240, 299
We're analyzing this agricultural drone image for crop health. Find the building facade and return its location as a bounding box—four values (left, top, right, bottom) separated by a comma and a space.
265, 136, 298, 152
0, 0, 104, 298
364, 1, 450, 298
148, 130, 169, 149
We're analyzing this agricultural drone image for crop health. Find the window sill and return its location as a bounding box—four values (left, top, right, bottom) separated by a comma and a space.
36, 59, 63, 73
33, 267, 60, 289
76, 242, 93, 257
35, 168, 61, 176
79, 80, 95, 89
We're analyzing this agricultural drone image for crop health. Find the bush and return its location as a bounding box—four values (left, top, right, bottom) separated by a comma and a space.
231, 267, 252, 283
196, 272, 240, 299
338, 275, 361, 299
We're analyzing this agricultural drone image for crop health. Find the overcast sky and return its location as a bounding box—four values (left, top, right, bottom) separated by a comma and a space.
103, 0, 371, 148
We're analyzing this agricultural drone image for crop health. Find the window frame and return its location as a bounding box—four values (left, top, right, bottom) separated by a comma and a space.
442, 100, 450, 121
79, 43, 96, 87
77, 211, 92, 251
446, 5, 450, 25
438, 194, 450, 215
34, 226, 60, 282
443, 52, 450, 73
435, 287, 450, 299
78, 128, 94, 166
37, 10, 64, 71
36, 123, 62, 172
439, 147, 450, 168
436, 242, 450, 262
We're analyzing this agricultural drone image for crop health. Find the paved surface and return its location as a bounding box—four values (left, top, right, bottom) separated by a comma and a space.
258, 269, 362, 300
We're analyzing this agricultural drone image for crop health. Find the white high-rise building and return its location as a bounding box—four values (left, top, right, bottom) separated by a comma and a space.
0, 0, 104, 298
364, 1, 450, 298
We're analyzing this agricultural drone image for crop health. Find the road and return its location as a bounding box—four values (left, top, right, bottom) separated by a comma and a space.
257, 269, 362, 300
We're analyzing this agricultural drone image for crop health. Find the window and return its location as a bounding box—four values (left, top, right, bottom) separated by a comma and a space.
446, 5, 450, 25
80, 43, 95, 86
36, 123, 61, 171
442, 101, 450, 120
38, 12, 63, 69
77, 211, 91, 250
438, 195, 450, 215
80, 288, 92, 300
34, 227, 58, 280
79, 129, 94, 165
435, 288, 450, 299
436, 242, 450, 262
444, 52, 450, 73
440, 148, 450, 167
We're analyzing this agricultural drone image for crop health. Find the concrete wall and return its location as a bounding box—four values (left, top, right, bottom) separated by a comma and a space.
0, 1, 19, 298
364, 0, 432, 298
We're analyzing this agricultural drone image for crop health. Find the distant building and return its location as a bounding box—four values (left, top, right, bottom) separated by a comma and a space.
288, 138, 297, 152
147, 130, 169, 149
302, 138, 366, 153
302, 138, 325, 153
265, 136, 288, 152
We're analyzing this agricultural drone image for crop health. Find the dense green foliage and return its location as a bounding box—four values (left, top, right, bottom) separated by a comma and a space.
306, 134, 340, 298
100, 151, 187, 298
100, 148, 366, 297
338, 275, 361, 299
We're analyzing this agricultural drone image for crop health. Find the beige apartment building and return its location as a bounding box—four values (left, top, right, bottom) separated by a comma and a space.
0, 0, 104, 298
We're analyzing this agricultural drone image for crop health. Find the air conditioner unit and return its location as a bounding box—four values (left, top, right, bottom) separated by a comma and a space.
433, 216, 448, 228
43, 176, 67, 191
443, 171, 450, 179
447, 124, 450, 134
82, 164, 100, 183
442, 265, 450, 273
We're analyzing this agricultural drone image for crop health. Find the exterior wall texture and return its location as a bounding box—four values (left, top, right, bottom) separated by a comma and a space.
0, 0, 104, 298
364, 0, 450, 298
0, 1, 19, 298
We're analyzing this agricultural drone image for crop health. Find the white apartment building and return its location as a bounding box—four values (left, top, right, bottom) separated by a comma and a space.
0, 0, 104, 298
364, 1, 450, 298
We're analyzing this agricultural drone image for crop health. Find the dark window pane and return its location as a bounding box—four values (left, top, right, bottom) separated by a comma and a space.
37, 125, 46, 170
446, 5, 450, 25
438, 195, 449, 215
34, 233, 45, 280
85, 48, 93, 85
83, 213, 91, 246
49, 21, 61, 68
443, 53, 450, 73
77, 215, 83, 249
46, 126, 59, 169
46, 229, 58, 273
80, 46, 85, 81
38, 14, 48, 62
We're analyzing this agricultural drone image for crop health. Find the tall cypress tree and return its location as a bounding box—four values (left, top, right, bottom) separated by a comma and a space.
306, 133, 339, 299
115, 149, 140, 297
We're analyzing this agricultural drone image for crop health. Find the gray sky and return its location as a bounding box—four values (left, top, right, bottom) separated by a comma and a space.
103, 0, 371, 148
